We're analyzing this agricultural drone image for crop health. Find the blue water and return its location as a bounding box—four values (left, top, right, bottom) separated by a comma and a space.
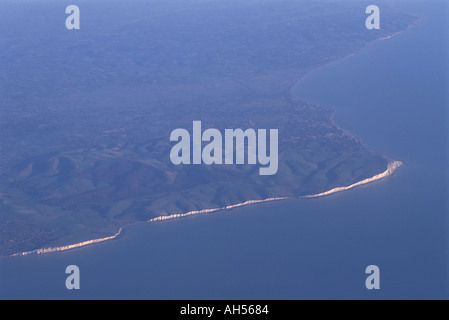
1, 0, 448, 299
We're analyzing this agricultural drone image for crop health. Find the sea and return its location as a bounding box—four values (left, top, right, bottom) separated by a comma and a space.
0, 0, 448, 299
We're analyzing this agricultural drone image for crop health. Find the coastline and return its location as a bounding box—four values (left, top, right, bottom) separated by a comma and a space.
303, 160, 403, 198
9, 160, 402, 258
6, 15, 417, 259
289, 16, 421, 98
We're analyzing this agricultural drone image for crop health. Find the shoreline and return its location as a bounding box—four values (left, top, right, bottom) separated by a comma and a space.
8, 160, 402, 258
288, 17, 420, 156
6, 16, 417, 259
289, 16, 420, 99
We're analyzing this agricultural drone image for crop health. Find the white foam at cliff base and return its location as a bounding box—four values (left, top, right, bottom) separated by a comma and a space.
10, 160, 402, 257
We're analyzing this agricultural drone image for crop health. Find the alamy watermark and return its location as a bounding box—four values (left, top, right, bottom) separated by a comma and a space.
365, 265, 381, 290
65, 265, 80, 290
64, 5, 379, 30
366, 5, 380, 30
170, 121, 279, 176
65, 5, 80, 30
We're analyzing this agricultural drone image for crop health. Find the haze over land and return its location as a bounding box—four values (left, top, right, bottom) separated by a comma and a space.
0, 0, 417, 256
